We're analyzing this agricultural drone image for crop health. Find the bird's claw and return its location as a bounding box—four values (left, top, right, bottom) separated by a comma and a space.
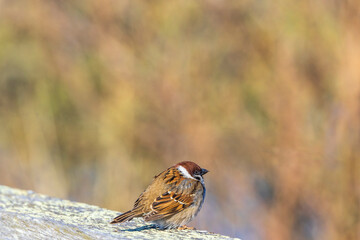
177, 225, 196, 230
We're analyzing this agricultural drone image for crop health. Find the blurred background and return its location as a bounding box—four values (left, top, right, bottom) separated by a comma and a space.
0, 0, 359, 239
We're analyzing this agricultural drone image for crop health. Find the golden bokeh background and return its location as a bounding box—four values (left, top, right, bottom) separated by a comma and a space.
0, 0, 359, 239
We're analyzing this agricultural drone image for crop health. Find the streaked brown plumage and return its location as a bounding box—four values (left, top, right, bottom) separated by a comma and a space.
110, 161, 208, 229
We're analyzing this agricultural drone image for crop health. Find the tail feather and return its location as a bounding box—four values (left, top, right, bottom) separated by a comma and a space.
110, 209, 142, 224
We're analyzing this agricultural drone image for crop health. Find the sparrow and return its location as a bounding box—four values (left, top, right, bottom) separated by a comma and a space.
110, 161, 209, 229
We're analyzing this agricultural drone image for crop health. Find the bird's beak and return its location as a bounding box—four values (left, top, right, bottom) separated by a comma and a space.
201, 168, 209, 175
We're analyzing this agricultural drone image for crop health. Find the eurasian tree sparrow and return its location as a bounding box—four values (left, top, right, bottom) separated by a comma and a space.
110, 161, 209, 229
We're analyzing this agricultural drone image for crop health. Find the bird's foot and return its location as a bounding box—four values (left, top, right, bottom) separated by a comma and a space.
177, 225, 196, 230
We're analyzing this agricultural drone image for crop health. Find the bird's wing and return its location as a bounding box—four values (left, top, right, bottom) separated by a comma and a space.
144, 190, 194, 221
133, 192, 144, 208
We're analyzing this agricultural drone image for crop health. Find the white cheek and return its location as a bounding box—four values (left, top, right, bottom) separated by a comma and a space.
177, 166, 195, 179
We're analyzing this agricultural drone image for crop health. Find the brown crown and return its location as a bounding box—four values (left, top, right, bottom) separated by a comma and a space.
175, 161, 202, 176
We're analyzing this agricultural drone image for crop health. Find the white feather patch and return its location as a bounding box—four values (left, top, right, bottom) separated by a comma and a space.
177, 166, 195, 179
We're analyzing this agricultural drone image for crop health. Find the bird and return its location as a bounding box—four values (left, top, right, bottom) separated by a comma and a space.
110, 161, 209, 229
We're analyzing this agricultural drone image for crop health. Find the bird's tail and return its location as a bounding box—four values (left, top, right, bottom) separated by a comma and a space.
110, 208, 143, 224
